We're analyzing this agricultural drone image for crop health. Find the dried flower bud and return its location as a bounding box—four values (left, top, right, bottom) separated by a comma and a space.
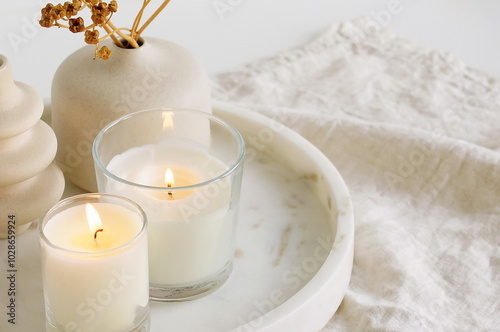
91, 13, 106, 25
92, 3, 110, 16
41, 4, 54, 17
39, 17, 54, 28
68, 17, 85, 33
96, 45, 112, 60
40, 4, 55, 28
84, 29, 99, 44
51, 4, 67, 20
109, 1, 118, 13
64, 1, 79, 17
40, 0, 168, 57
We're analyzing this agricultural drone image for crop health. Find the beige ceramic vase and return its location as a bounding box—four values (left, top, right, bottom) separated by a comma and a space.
0, 54, 65, 238
51, 38, 212, 192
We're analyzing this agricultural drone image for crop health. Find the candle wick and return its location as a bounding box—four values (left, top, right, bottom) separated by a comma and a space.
94, 229, 104, 243
167, 183, 173, 199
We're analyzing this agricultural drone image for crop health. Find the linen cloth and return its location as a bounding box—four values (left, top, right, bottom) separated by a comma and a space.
212, 17, 500, 332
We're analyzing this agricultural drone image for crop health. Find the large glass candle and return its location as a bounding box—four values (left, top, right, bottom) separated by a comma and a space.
39, 194, 150, 332
93, 108, 245, 301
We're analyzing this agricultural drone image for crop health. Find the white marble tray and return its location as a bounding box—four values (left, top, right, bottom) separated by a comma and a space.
0, 101, 353, 332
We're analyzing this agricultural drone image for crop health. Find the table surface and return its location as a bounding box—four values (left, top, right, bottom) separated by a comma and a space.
1, 0, 499, 100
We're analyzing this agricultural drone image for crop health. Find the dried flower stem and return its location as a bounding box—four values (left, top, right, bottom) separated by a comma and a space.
55, 23, 70, 29
98, 27, 130, 42
101, 23, 124, 47
131, 0, 151, 39
40, 0, 172, 59
108, 21, 139, 48
136, 0, 171, 38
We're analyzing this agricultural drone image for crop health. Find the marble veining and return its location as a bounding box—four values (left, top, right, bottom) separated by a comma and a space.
149, 151, 332, 331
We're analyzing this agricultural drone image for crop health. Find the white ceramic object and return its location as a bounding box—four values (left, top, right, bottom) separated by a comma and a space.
0, 54, 64, 238
0, 121, 57, 187
0, 101, 353, 331
0, 163, 65, 237
0, 55, 44, 139
51, 38, 212, 192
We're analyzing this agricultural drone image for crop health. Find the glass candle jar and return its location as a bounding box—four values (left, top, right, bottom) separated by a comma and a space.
39, 193, 150, 332
93, 108, 245, 301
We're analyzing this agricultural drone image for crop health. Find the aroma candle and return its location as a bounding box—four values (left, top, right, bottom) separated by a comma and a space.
39, 194, 149, 332
93, 108, 245, 301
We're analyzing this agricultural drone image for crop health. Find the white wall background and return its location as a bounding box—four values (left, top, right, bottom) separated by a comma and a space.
1, 0, 499, 99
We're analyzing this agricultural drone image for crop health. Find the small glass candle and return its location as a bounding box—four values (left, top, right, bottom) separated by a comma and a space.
39, 194, 150, 332
93, 108, 245, 301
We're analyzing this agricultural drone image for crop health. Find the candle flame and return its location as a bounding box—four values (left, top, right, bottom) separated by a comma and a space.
162, 112, 174, 131
86, 203, 103, 235
165, 168, 174, 199
165, 168, 174, 188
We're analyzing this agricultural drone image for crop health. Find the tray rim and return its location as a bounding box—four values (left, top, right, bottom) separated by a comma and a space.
212, 100, 354, 332
17, 101, 354, 332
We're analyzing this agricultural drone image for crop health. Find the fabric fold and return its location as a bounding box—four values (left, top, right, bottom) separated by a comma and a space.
213, 16, 499, 332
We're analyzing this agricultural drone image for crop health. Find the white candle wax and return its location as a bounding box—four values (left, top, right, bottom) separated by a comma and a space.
107, 142, 235, 286
40, 202, 149, 332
